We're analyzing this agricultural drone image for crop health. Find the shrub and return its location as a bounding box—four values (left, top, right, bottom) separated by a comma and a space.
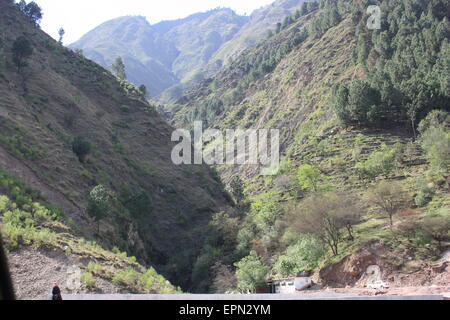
72, 136, 91, 162
414, 180, 435, 207
81, 272, 96, 288
419, 125, 450, 172
274, 234, 325, 277
234, 251, 269, 293
296, 164, 324, 192
355, 143, 403, 179
112, 267, 139, 286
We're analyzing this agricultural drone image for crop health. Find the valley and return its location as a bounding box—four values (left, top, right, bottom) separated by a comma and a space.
0, 0, 449, 300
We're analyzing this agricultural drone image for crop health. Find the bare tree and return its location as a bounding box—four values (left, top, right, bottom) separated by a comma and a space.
364, 181, 409, 228
422, 216, 450, 251
288, 193, 362, 256
211, 262, 237, 293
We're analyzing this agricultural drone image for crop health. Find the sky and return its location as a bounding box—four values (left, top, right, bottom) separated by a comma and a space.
32, 0, 276, 45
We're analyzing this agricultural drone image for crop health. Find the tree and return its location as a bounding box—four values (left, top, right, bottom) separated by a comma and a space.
296, 164, 323, 192
138, 84, 148, 99
211, 262, 237, 293
300, 2, 309, 16
422, 215, 450, 250
72, 136, 91, 163
274, 234, 325, 277
230, 176, 245, 205
112, 57, 126, 80
288, 193, 361, 256
87, 185, 112, 233
234, 251, 269, 293
365, 181, 408, 228
347, 80, 381, 124
20, 1, 43, 25
58, 28, 65, 44
12, 36, 33, 73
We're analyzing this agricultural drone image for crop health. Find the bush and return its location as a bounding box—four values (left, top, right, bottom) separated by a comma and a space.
414, 180, 435, 207
419, 124, 450, 172
355, 143, 403, 179
112, 267, 139, 287
234, 251, 269, 293
81, 272, 96, 288
274, 234, 324, 277
72, 136, 91, 162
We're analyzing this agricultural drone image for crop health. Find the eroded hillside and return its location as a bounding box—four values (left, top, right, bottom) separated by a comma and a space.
0, 0, 232, 291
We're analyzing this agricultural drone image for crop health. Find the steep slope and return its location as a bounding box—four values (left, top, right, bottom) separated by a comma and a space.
159, 0, 309, 103
0, 0, 232, 291
167, 0, 450, 293
70, 9, 248, 96
211, 0, 307, 65
154, 8, 248, 81
69, 16, 179, 95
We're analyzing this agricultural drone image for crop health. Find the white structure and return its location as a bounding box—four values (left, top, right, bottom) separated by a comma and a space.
269, 278, 312, 294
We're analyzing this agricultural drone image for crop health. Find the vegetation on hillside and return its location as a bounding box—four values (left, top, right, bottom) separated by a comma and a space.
168, 0, 449, 293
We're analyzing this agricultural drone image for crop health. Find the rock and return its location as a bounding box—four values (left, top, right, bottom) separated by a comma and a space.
295, 278, 312, 291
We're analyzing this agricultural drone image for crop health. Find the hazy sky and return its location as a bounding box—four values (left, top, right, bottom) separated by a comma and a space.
32, 0, 276, 44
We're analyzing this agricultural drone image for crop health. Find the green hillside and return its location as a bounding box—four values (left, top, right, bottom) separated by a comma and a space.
167, 0, 450, 292
0, 0, 232, 292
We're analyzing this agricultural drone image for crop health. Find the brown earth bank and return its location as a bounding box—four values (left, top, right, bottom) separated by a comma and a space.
310, 244, 450, 296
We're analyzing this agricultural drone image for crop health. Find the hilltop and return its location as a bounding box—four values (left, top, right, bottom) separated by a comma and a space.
70, 0, 308, 101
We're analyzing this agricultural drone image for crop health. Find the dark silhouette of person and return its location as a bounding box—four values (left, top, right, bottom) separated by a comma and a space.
52, 282, 62, 300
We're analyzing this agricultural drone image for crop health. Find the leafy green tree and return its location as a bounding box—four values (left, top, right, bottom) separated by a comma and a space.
119, 187, 152, 218
347, 80, 381, 124
419, 111, 450, 173
88, 185, 112, 233
112, 57, 126, 80
138, 84, 148, 99
296, 164, 323, 192
274, 234, 324, 277
420, 126, 450, 172
12, 36, 33, 72
235, 251, 269, 293
20, 1, 43, 25
72, 136, 91, 163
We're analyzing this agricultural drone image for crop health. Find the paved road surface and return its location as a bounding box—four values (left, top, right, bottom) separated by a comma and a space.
60, 293, 446, 300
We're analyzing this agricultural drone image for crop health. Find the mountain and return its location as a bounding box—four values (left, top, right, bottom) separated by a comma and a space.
211, 0, 307, 66
69, 16, 179, 96
70, 9, 248, 96
0, 0, 232, 293
70, 1, 309, 101
158, 0, 309, 103
167, 0, 450, 293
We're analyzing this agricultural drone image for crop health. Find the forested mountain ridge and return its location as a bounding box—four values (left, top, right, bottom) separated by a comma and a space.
167, 0, 450, 293
0, 0, 233, 293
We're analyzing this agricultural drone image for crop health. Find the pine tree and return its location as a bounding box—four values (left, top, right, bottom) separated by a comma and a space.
12, 36, 33, 72
112, 57, 126, 80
